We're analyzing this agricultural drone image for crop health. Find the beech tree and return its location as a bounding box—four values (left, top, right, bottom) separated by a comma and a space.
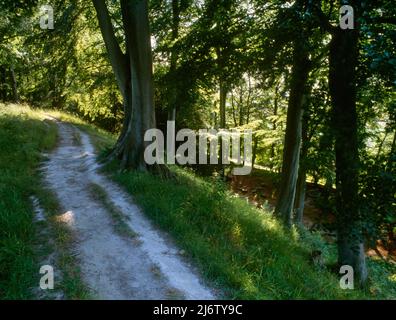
313, 0, 390, 287
92, 0, 156, 170
272, 1, 313, 227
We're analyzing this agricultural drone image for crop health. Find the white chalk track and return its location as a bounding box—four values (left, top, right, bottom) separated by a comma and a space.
42, 119, 215, 300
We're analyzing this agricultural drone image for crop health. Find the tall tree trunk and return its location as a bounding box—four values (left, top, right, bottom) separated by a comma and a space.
245, 74, 252, 124
92, 0, 130, 150
217, 45, 227, 176
252, 133, 258, 169
238, 85, 243, 126
219, 80, 227, 129
275, 41, 311, 227
231, 91, 238, 127
294, 167, 306, 225
270, 84, 279, 171
167, 0, 180, 122
0, 66, 6, 101
294, 114, 309, 225
93, 0, 156, 171
386, 130, 396, 170
375, 131, 388, 161
219, 78, 227, 177
10, 66, 18, 102
119, 0, 156, 169
329, 24, 368, 287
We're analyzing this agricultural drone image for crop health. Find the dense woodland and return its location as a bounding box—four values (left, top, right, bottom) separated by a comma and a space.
0, 0, 395, 292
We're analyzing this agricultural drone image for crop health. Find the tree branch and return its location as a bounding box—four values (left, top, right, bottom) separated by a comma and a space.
92, 0, 129, 98
311, 1, 337, 34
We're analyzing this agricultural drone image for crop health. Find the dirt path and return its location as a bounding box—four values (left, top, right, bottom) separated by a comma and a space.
42, 120, 215, 300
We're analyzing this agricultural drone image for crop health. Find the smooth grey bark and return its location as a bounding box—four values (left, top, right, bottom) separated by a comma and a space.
92, 0, 129, 98
294, 168, 306, 225
93, 0, 156, 170
119, 0, 156, 169
274, 41, 311, 228
294, 91, 310, 225
294, 115, 308, 226
92, 0, 130, 154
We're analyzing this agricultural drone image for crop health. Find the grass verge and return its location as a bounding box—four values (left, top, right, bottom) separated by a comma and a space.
107, 165, 366, 299
108, 166, 395, 299
33, 186, 91, 299
0, 103, 89, 299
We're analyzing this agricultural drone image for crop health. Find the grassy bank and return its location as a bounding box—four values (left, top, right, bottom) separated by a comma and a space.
109, 166, 396, 299
62, 112, 395, 299
0, 104, 89, 299
10, 106, 393, 299
0, 104, 58, 298
108, 166, 354, 299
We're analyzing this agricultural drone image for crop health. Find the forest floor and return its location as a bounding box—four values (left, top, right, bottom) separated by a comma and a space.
40, 118, 215, 299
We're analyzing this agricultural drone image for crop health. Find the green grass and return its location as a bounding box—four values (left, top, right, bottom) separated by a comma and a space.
34, 187, 91, 299
0, 103, 90, 299
109, 166, 396, 299
58, 109, 395, 299
0, 103, 58, 298
107, 165, 360, 299
2, 103, 393, 299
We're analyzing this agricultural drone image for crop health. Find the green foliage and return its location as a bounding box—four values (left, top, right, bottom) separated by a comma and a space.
360, 152, 396, 247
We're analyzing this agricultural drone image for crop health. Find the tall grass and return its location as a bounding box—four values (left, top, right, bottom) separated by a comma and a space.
71, 113, 394, 300
109, 165, 368, 299
0, 104, 58, 299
